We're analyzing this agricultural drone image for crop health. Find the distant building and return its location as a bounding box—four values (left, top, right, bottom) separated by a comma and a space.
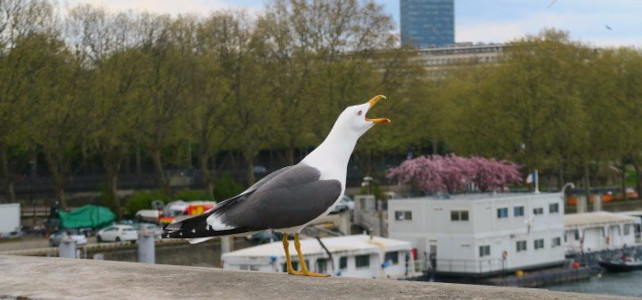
412, 43, 506, 78
400, 0, 455, 48
564, 212, 639, 254
388, 193, 566, 276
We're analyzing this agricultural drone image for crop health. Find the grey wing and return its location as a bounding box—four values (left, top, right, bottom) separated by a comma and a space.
220, 164, 342, 230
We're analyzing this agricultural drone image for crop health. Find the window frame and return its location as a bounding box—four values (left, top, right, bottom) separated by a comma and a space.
513, 206, 524, 217
355, 255, 370, 269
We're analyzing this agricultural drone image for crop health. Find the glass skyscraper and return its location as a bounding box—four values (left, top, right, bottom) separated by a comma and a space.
400, 0, 455, 48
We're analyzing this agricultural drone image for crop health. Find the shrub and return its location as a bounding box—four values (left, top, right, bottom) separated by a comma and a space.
213, 174, 244, 201
123, 190, 169, 217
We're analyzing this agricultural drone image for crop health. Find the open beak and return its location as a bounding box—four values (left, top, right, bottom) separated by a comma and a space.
365, 95, 390, 124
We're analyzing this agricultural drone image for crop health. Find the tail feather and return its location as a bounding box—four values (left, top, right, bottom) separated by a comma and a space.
161, 207, 250, 242
161, 184, 259, 242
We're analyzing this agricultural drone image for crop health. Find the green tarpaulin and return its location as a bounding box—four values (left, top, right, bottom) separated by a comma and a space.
58, 205, 115, 229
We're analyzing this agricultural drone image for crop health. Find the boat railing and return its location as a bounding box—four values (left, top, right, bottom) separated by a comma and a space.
434, 258, 505, 274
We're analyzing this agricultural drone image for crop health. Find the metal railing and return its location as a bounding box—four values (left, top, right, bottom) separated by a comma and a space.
434, 258, 505, 274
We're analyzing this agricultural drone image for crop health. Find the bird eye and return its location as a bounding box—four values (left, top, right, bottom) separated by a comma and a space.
357, 110, 362, 116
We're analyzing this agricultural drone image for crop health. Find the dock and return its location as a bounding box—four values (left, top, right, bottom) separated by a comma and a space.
0, 255, 633, 300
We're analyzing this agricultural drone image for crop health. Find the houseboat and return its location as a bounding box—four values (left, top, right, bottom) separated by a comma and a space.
564, 211, 639, 254
222, 234, 417, 279
388, 193, 566, 277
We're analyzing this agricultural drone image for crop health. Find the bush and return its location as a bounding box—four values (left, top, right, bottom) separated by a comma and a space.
213, 174, 244, 201
123, 190, 169, 217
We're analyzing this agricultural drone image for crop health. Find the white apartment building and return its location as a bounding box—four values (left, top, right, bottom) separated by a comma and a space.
388, 193, 566, 275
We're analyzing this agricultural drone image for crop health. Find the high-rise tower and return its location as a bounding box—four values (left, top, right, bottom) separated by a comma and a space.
400, 0, 455, 48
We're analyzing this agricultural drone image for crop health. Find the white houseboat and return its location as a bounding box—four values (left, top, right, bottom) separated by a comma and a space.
564, 211, 639, 254
388, 193, 566, 276
222, 235, 416, 279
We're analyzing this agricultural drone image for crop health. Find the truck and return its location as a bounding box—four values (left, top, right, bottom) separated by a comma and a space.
158, 200, 216, 225
0, 203, 21, 238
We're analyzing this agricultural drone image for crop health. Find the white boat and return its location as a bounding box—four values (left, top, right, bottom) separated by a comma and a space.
222, 234, 418, 279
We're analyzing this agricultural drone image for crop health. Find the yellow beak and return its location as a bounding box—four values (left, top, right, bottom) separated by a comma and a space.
366, 95, 390, 124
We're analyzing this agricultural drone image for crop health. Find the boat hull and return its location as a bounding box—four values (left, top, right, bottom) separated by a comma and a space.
598, 261, 642, 272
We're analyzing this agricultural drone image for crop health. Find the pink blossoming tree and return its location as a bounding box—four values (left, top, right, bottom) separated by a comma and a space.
386, 155, 522, 194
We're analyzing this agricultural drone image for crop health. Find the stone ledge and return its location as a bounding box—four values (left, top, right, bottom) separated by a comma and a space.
0, 255, 632, 300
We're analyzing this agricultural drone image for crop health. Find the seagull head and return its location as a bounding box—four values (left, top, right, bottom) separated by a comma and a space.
334, 95, 390, 137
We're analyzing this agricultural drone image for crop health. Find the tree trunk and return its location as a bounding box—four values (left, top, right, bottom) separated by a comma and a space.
43, 150, 68, 210
151, 149, 169, 194
633, 162, 642, 200
285, 147, 295, 166
135, 146, 142, 175
0, 145, 16, 203
557, 159, 564, 190
366, 149, 373, 176
108, 172, 121, 219
198, 153, 214, 198
583, 163, 591, 207
245, 154, 256, 186
621, 158, 627, 200
103, 149, 123, 220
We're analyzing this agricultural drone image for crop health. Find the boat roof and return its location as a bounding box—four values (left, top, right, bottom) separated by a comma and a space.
222, 235, 411, 259
393, 192, 560, 202
564, 212, 640, 228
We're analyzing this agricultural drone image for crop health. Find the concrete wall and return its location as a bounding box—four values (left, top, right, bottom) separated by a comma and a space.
0, 255, 629, 300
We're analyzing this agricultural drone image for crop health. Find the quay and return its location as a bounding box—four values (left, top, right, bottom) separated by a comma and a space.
0, 255, 633, 300
0, 238, 187, 257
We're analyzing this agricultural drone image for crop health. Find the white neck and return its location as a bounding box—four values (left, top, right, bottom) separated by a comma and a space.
301, 123, 361, 181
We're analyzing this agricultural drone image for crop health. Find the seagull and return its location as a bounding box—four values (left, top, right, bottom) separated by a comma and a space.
162, 95, 390, 276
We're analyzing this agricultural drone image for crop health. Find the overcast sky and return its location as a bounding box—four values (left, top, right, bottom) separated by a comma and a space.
61, 0, 642, 48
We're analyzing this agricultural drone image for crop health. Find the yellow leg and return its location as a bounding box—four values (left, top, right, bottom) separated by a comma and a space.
282, 234, 302, 275
294, 233, 330, 277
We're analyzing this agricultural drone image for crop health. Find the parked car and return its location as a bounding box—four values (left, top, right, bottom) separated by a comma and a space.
330, 196, 354, 214
97, 225, 138, 243
49, 229, 88, 247
245, 230, 283, 244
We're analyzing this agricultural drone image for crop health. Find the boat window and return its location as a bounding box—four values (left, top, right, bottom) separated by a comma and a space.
534, 239, 545, 250
549, 203, 559, 214
574, 230, 580, 240
316, 259, 328, 273
497, 208, 508, 219
479, 245, 490, 257
624, 224, 631, 235
451, 210, 468, 221
513, 206, 524, 217
516, 240, 527, 252
551, 237, 561, 247
355, 255, 370, 268
385, 251, 399, 265
533, 208, 544, 215
339, 257, 348, 270
395, 211, 412, 221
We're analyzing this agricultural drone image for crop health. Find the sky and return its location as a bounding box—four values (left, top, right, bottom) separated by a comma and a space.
61, 0, 642, 48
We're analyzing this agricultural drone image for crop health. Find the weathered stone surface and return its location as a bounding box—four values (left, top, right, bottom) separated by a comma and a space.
0, 255, 633, 300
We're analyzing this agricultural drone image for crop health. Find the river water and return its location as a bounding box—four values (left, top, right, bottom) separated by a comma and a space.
546, 270, 642, 297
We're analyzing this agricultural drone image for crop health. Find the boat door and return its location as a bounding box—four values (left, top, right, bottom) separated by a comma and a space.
429, 243, 437, 270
